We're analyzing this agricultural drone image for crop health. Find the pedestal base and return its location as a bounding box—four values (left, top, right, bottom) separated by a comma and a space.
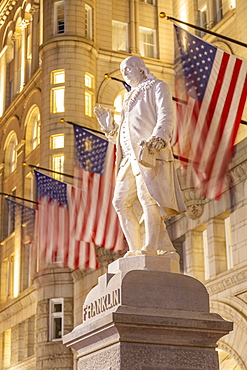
63, 256, 232, 370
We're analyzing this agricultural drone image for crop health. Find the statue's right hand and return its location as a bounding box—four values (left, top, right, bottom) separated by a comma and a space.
94, 105, 114, 132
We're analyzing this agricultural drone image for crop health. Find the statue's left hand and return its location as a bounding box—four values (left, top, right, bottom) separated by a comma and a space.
146, 136, 167, 151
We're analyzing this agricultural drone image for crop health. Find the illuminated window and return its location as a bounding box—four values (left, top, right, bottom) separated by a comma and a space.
54, 1, 65, 35
51, 87, 65, 113
0, 254, 14, 304
32, 112, 41, 150
225, 217, 233, 270
139, 27, 157, 58
9, 139, 17, 173
85, 91, 93, 117
49, 298, 64, 341
50, 70, 65, 114
85, 73, 94, 89
1, 259, 8, 303
5, 133, 18, 175
85, 4, 93, 39
203, 229, 210, 280
52, 154, 64, 180
112, 21, 128, 51
25, 106, 41, 155
50, 134, 64, 149
26, 25, 32, 80
52, 70, 65, 84
3, 329, 11, 369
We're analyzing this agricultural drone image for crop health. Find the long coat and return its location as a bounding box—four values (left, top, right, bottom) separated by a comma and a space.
107, 78, 186, 220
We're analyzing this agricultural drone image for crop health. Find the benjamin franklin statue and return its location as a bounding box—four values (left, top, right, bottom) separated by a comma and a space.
94, 56, 185, 257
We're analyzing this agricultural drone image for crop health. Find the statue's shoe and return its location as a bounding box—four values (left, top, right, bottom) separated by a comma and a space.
136, 247, 157, 256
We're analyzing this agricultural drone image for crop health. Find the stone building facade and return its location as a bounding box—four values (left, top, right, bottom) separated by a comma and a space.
0, 0, 246, 369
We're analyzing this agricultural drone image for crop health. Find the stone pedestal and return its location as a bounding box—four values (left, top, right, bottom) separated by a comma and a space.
63, 256, 233, 370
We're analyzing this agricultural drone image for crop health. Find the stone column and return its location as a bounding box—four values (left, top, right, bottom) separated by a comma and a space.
63, 255, 232, 370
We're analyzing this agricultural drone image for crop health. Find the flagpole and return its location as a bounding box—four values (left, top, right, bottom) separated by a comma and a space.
159, 12, 247, 49
23, 163, 75, 179
0, 192, 38, 204
60, 118, 104, 136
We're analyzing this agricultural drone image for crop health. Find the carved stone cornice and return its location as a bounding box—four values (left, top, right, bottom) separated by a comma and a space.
0, 1, 17, 28
206, 266, 247, 296
228, 158, 247, 188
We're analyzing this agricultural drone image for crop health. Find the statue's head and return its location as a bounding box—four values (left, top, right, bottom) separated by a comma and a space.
120, 56, 154, 87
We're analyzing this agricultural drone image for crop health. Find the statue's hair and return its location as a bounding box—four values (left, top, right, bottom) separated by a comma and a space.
120, 56, 155, 80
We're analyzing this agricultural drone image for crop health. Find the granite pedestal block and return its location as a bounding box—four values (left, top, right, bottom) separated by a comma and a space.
63, 256, 232, 370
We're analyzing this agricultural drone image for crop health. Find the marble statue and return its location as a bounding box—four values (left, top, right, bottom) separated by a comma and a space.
94, 56, 185, 257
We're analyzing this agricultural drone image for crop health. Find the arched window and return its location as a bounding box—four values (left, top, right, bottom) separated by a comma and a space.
25, 105, 41, 155
4, 131, 18, 176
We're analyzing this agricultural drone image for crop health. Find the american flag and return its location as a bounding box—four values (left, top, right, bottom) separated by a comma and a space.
34, 170, 98, 270
174, 24, 247, 199
5, 197, 36, 243
73, 125, 125, 253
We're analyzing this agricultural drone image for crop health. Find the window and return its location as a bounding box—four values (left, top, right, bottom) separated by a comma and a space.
26, 25, 32, 80
25, 106, 41, 154
85, 91, 93, 117
85, 73, 94, 117
199, 5, 207, 36
139, 27, 157, 58
203, 229, 210, 280
112, 21, 128, 52
85, 4, 93, 39
32, 112, 41, 150
54, 1, 65, 35
3, 329, 11, 369
52, 154, 64, 180
0, 254, 15, 303
85, 72, 94, 89
5, 133, 18, 175
50, 134, 64, 149
225, 217, 233, 270
139, 0, 155, 4
215, 0, 223, 23
49, 298, 64, 341
50, 70, 65, 113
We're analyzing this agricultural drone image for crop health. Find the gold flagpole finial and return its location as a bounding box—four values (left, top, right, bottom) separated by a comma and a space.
104, 73, 111, 79
159, 12, 167, 19
60, 118, 66, 123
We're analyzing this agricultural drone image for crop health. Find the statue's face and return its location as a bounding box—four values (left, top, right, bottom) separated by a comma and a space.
120, 60, 144, 87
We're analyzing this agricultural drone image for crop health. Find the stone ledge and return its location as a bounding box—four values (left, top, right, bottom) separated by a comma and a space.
108, 254, 180, 274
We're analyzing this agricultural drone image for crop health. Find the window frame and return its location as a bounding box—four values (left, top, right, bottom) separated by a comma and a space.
139, 26, 157, 59
54, 1, 65, 35
85, 90, 94, 117
49, 298, 64, 341
85, 4, 93, 39
50, 69, 65, 114
112, 20, 128, 52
